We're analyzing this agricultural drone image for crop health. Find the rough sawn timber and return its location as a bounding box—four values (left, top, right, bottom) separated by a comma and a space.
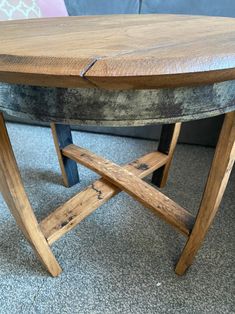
62, 144, 195, 236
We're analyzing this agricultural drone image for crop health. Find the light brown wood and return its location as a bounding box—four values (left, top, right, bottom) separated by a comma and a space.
62, 144, 195, 236
40, 150, 169, 244
152, 123, 181, 188
175, 111, 235, 275
159, 123, 181, 187
1, 14, 234, 275
1, 15, 235, 89
0, 113, 62, 276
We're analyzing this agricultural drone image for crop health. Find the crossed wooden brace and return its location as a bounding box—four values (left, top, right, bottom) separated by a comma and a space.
0, 112, 234, 277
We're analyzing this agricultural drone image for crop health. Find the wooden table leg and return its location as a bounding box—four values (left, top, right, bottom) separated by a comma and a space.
0, 113, 62, 276
51, 123, 79, 187
175, 112, 235, 275
152, 123, 181, 188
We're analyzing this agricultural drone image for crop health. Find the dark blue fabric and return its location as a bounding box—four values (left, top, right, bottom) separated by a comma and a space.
140, 0, 235, 17
64, 0, 140, 16
64, 0, 235, 18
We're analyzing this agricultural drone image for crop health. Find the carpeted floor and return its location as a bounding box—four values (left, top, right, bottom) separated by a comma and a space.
0, 123, 234, 314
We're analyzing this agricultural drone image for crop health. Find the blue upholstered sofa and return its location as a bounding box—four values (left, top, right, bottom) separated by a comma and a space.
65, 0, 235, 17
3, 0, 235, 145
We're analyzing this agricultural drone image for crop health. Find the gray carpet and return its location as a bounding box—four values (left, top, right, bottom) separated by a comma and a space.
0, 123, 234, 314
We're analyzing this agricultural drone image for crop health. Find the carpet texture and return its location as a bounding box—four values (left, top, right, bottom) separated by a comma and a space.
0, 123, 234, 314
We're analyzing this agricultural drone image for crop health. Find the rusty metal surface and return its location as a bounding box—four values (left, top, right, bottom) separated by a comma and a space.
1, 80, 235, 126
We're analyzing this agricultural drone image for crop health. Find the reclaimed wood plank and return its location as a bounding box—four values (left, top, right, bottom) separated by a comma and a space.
175, 111, 235, 275
62, 145, 195, 236
40, 150, 169, 244
152, 123, 181, 188
0, 113, 62, 276
1, 15, 235, 89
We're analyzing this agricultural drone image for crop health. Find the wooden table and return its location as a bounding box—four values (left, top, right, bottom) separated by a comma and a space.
0, 15, 234, 277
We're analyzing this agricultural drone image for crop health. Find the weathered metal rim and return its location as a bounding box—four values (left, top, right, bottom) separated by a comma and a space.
1, 105, 234, 126
1, 80, 235, 126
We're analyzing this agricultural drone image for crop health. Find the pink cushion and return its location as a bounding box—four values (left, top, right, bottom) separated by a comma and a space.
0, 0, 68, 20
37, 0, 68, 17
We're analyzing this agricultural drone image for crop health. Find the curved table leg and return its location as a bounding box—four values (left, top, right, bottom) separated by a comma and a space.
152, 123, 181, 188
175, 112, 235, 275
0, 113, 62, 277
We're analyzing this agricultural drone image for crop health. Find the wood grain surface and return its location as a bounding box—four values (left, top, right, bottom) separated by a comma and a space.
152, 123, 181, 188
175, 111, 235, 275
0, 113, 62, 276
40, 150, 169, 244
62, 144, 195, 236
1, 15, 235, 89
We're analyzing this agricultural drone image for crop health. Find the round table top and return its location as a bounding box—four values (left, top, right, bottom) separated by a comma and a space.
1, 14, 235, 90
